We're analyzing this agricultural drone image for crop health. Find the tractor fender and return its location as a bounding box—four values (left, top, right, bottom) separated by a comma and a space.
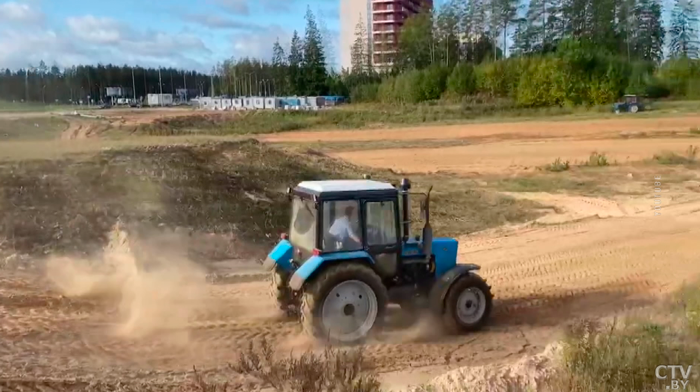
428, 263, 481, 315
289, 251, 375, 291
262, 240, 294, 272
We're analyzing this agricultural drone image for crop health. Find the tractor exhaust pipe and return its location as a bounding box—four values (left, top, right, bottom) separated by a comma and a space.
422, 186, 433, 262
400, 178, 411, 242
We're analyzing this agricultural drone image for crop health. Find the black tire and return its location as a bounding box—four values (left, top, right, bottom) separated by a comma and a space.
300, 263, 388, 344
442, 273, 493, 334
270, 267, 297, 317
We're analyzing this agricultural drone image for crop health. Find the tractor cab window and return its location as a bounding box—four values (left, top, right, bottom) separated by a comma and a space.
365, 201, 397, 246
290, 197, 317, 252
322, 200, 362, 252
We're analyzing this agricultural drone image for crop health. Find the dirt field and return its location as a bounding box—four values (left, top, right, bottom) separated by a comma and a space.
1, 108, 700, 391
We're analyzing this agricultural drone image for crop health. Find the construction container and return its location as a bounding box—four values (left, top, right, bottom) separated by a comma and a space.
264, 97, 283, 109
253, 97, 265, 109
232, 98, 243, 110
147, 93, 173, 106
243, 98, 255, 110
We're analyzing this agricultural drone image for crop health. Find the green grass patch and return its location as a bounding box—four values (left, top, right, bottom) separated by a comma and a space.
127, 99, 700, 137
494, 175, 604, 195
0, 117, 68, 140
0, 101, 76, 113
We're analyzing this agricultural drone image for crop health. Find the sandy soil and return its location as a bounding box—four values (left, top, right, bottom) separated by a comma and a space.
260, 115, 700, 143
1, 188, 698, 390
332, 138, 700, 175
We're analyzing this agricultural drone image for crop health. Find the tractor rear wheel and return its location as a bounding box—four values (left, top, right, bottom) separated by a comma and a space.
270, 267, 298, 317
300, 263, 388, 344
442, 273, 493, 334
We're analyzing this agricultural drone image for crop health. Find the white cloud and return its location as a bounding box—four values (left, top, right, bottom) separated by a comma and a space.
181, 13, 259, 30
230, 25, 293, 60
212, 0, 249, 15
0, 1, 44, 24
66, 15, 125, 44
0, 11, 214, 72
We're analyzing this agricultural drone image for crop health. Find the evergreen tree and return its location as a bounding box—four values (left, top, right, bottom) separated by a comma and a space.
512, 0, 561, 54
350, 14, 370, 74
669, 0, 700, 58
272, 38, 288, 95
301, 6, 328, 95
631, 0, 665, 62
494, 0, 520, 57
288, 30, 304, 94
435, 0, 462, 66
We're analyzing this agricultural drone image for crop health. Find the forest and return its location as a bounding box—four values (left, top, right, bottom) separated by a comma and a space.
1, 0, 700, 107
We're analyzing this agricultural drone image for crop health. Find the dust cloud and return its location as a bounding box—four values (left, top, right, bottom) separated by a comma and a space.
45, 222, 213, 342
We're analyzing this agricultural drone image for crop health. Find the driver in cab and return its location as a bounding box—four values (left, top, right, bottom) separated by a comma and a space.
328, 205, 361, 250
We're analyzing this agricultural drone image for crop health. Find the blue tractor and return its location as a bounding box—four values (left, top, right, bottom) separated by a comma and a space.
263, 178, 493, 344
613, 94, 645, 114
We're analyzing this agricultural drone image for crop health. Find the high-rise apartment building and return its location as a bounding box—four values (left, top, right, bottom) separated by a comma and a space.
371, 0, 432, 70
340, 0, 432, 72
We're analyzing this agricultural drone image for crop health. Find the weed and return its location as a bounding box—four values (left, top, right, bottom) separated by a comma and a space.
690, 127, 700, 135
543, 158, 570, 172
543, 312, 700, 392
653, 145, 697, 165
232, 337, 381, 392
583, 152, 610, 167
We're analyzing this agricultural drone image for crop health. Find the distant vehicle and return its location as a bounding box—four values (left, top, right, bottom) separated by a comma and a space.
613, 94, 645, 114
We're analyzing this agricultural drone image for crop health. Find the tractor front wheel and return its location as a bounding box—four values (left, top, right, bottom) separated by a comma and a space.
442, 273, 493, 334
300, 263, 388, 344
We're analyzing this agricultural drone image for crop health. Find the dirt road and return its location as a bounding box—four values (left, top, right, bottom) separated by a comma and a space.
260, 114, 700, 143
332, 137, 700, 175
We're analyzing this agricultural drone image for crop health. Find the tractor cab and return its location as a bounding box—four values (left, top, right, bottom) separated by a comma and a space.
263, 178, 491, 344
275, 178, 453, 279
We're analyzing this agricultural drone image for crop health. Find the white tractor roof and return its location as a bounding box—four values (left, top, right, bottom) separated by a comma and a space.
297, 180, 395, 193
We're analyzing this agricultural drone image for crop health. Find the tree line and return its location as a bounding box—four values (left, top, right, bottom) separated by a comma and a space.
0, 63, 215, 104
3, 0, 700, 106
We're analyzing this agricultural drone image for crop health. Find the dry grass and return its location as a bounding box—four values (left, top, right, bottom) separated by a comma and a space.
229, 338, 381, 392
582, 152, 610, 167
542, 158, 570, 172
652, 145, 698, 165
0, 116, 68, 140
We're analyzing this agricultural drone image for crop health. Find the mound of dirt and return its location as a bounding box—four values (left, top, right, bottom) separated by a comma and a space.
423, 343, 563, 392
0, 139, 350, 261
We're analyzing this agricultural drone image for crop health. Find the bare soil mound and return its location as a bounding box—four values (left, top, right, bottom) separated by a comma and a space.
0, 140, 343, 260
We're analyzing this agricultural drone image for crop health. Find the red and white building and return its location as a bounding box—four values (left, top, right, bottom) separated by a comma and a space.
340, 0, 433, 72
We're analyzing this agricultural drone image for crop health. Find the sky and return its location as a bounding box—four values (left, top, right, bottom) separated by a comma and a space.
0, 0, 344, 73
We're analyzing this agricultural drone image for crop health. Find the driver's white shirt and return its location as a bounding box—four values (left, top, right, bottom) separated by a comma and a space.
329, 216, 357, 240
